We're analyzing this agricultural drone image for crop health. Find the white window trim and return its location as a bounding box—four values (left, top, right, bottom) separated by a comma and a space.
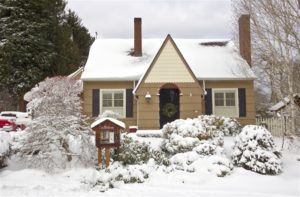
100, 89, 126, 118
212, 88, 239, 118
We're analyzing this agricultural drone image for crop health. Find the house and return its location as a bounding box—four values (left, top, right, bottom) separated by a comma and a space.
81, 16, 256, 130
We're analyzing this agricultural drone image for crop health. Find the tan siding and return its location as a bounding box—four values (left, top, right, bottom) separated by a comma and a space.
83, 81, 137, 130
83, 79, 255, 129
145, 40, 194, 83
205, 80, 255, 125
136, 82, 203, 129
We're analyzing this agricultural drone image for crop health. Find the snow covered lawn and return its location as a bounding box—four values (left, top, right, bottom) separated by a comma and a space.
0, 135, 299, 197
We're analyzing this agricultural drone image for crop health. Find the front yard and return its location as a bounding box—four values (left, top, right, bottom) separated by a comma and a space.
0, 132, 299, 197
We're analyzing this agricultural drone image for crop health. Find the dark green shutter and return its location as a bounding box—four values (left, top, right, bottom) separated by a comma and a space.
92, 89, 100, 117
205, 88, 212, 115
238, 88, 246, 117
126, 89, 133, 117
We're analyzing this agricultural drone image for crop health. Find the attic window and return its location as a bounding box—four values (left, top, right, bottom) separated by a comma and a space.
200, 41, 228, 47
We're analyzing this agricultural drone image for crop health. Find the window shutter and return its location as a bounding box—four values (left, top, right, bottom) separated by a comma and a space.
92, 89, 100, 117
205, 88, 212, 115
238, 88, 246, 117
126, 89, 133, 117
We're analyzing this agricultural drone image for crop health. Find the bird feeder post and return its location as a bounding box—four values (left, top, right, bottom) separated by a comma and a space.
98, 147, 102, 167
105, 148, 110, 168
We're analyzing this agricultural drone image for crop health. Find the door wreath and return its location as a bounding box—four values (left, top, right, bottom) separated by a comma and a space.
162, 103, 178, 118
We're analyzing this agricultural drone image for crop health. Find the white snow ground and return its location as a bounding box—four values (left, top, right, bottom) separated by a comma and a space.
0, 135, 299, 197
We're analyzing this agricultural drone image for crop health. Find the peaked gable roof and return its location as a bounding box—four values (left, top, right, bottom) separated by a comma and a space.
91, 117, 125, 129
81, 37, 255, 81
134, 35, 201, 94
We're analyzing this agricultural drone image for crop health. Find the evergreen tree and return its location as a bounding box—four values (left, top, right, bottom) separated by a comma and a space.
49, 10, 95, 75
64, 10, 95, 66
0, 0, 94, 110
0, 0, 65, 109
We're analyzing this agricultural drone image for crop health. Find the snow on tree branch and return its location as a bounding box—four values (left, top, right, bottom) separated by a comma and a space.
16, 77, 95, 172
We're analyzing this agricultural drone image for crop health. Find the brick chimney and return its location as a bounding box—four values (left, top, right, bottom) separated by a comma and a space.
134, 17, 142, 56
238, 14, 251, 66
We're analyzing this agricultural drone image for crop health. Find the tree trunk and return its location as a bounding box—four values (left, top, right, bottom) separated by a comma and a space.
18, 95, 26, 112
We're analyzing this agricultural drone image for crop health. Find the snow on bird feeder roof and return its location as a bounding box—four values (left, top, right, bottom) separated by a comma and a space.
91, 117, 125, 129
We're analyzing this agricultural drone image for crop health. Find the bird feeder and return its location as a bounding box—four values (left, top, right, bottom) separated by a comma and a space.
91, 117, 125, 168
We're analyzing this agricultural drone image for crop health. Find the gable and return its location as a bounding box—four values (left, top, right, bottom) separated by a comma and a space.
144, 38, 195, 83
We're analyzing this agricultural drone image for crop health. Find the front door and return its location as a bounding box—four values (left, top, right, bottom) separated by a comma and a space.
159, 88, 180, 128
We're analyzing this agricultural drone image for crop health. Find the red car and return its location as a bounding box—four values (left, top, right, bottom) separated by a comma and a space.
0, 118, 18, 132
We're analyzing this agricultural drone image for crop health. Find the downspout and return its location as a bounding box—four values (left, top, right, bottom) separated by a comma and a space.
133, 80, 139, 127
202, 80, 206, 115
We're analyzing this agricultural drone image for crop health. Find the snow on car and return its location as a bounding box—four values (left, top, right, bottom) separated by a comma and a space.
0, 111, 31, 130
0, 117, 18, 132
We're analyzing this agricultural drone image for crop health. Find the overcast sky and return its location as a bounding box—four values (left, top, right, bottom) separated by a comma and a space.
66, 0, 234, 39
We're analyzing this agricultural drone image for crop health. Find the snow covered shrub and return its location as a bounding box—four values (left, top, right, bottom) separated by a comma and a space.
113, 135, 170, 166
208, 156, 234, 177
161, 118, 224, 154
113, 135, 151, 165
17, 77, 96, 172
232, 125, 282, 175
98, 110, 121, 120
193, 140, 217, 156
169, 151, 233, 176
0, 131, 11, 168
161, 117, 234, 176
151, 150, 170, 166
198, 115, 242, 136
82, 161, 155, 192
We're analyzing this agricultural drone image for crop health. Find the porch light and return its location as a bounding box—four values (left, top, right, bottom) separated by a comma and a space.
145, 91, 151, 103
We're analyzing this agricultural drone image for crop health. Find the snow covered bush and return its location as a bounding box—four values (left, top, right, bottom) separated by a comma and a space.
169, 152, 233, 176
151, 150, 170, 166
197, 115, 242, 136
98, 110, 121, 120
113, 135, 170, 166
113, 135, 151, 165
207, 156, 234, 177
0, 131, 11, 168
192, 140, 217, 156
160, 116, 235, 177
161, 118, 224, 154
82, 161, 156, 192
231, 125, 282, 175
17, 77, 96, 172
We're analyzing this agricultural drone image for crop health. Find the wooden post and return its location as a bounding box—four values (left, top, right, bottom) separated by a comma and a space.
105, 148, 110, 168
18, 94, 26, 112
98, 147, 102, 167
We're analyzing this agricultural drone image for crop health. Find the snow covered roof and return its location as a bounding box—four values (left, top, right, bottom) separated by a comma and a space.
91, 117, 125, 129
81, 37, 256, 81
